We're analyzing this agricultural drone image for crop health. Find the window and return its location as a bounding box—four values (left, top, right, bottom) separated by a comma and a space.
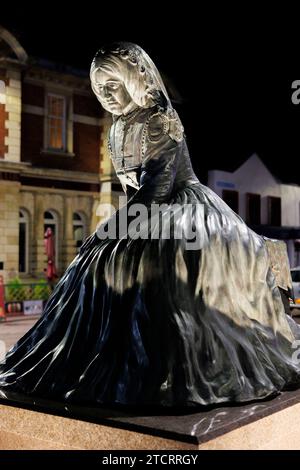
46, 94, 66, 150
44, 210, 59, 268
19, 209, 29, 273
268, 196, 281, 226
291, 270, 300, 283
246, 193, 261, 225
222, 190, 239, 214
73, 212, 86, 252
295, 240, 300, 267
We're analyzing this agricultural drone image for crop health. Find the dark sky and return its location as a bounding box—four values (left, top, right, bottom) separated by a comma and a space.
2, 5, 300, 184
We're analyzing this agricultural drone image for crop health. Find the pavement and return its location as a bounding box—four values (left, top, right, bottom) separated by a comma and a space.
0, 315, 40, 355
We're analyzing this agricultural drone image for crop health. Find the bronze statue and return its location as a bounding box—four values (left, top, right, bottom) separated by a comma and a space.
0, 42, 299, 407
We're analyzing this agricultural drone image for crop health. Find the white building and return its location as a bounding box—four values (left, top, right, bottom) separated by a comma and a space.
208, 153, 300, 267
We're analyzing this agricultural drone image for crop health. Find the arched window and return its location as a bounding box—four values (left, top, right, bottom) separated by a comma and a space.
73, 212, 86, 252
19, 209, 29, 273
44, 210, 59, 268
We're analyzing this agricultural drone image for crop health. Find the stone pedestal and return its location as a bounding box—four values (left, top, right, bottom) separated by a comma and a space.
1, 389, 300, 449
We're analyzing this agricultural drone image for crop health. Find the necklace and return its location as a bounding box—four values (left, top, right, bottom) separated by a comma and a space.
120, 106, 141, 123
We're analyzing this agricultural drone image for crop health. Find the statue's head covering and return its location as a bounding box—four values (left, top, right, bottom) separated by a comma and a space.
90, 42, 172, 112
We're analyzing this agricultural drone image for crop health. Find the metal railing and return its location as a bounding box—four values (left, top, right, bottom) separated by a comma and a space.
4, 282, 52, 303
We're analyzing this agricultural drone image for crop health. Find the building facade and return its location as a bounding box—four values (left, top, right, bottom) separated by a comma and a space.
0, 26, 121, 282
208, 153, 300, 268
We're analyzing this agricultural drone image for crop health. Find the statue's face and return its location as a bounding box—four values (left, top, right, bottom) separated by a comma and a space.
92, 69, 133, 115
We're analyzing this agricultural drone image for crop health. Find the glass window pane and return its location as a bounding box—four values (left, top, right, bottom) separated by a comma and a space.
48, 96, 64, 117
292, 271, 300, 283
48, 117, 63, 149
47, 95, 65, 150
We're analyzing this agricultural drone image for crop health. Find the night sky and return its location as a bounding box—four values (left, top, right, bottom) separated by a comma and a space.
2, 5, 300, 184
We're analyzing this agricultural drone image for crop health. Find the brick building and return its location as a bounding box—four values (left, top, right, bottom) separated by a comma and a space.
0, 26, 120, 281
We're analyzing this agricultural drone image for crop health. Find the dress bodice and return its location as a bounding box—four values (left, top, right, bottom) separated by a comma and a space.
108, 106, 199, 196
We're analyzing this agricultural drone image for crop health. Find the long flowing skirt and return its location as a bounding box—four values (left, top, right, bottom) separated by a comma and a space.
0, 182, 300, 406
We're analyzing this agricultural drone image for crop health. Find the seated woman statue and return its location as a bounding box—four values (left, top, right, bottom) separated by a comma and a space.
0, 42, 300, 407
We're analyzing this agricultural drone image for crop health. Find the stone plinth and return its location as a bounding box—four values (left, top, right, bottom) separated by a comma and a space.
1, 389, 300, 449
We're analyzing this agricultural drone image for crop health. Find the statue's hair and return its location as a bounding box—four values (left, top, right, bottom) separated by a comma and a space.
90, 42, 171, 111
